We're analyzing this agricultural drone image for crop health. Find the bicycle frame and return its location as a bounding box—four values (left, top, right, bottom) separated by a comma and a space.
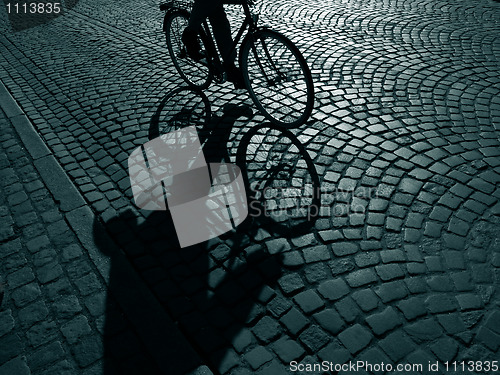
161, 0, 286, 88
198, 1, 263, 82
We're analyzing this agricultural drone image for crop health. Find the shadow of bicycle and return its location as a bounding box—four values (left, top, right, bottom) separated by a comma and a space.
94, 86, 321, 374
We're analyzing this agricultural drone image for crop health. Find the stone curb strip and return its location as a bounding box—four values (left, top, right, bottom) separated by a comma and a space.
0, 80, 213, 375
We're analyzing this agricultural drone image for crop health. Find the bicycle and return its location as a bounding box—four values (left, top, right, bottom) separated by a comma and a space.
160, 0, 315, 128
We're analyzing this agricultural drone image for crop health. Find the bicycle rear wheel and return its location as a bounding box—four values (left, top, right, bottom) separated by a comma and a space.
164, 10, 212, 89
240, 30, 314, 128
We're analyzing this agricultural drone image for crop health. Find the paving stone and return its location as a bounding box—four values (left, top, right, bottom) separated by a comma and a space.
25, 318, 57, 348
0, 333, 23, 364
39, 360, 75, 375
368, 198, 389, 212
351, 289, 379, 312
7, 266, 35, 289
375, 264, 404, 281
404, 318, 443, 343
32, 248, 57, 268
75, 273, 102, 296
317, 278, 349, 301
318, 342, 350, 365
290, 234, 316, 248
294, 290, 324, 314
53, 295, 83, 320
429, 206, 452, 222
436, 313, 467, 335
345, 268, 378, 288
44, 278, 73, 301
72, 335, 104, 367
354, 252, 380, 268
272, 338, 305, 363
318, 230, 343, 243
299, 325, 330, 352
252, 316, 281, 343
475, 326, 500, 351
303, 245, 330, 263
430, 337, 459, 362
397, 297, 427, 320
375, 281, 408, 303
232, 329, 253, 353
244, 346, 273, 370
256, 360, 288, 375
338, 324, 372, 354
276, 248, 302, 266
331, 242, 358, 257
265, 238, 291, 254
0, 356, 31, 375
484, 311, 500, 334
267, 296, 292, 318
379, 331, 416, 361
84, 292, 107, 317
407, 262, 426, 275
443, 251, 465, 269
426, 295, 458, 313
0, 310, 15, 337
36, 261, 63, 284
365, 307, 401, 336
313, 308, 345, 335
455, 294, 482, 311
0, 238, 22, 259
11, 282, 41, 307
277, 274, 304, 296
255, 286, 276, 304
406, 350, 437, 375
280, 307, 308, 336
61, 315, 92, 344
358, 347, 392, 371
427, 275, 453, 292
303, 263, 329, 284
18, 301, 49, 329
380, 249, 406, 263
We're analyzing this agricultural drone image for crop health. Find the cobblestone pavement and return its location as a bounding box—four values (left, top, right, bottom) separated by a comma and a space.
1, 0, 500, 374
0, 104, 169, 374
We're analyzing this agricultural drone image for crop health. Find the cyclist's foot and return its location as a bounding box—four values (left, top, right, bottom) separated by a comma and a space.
227, 64, 245, 90
182, 27, 204, 61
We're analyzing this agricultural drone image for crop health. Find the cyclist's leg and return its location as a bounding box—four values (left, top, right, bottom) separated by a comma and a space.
208, 4, 235, 64
186, 0, 243, 87
186, 0, 233, 60
208, 5, 245, 87
187, 0, 215, 30
182, 0, 220, 59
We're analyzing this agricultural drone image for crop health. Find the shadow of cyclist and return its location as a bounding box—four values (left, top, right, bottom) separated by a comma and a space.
94, 87, 288, 374
94, 206, 284, 374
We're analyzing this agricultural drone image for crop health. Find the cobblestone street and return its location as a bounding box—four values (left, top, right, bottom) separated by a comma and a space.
1, 0, 499, 374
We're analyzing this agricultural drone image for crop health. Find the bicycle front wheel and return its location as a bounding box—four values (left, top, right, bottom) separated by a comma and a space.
240, 30, 314, 128
164, 10, 212, 89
